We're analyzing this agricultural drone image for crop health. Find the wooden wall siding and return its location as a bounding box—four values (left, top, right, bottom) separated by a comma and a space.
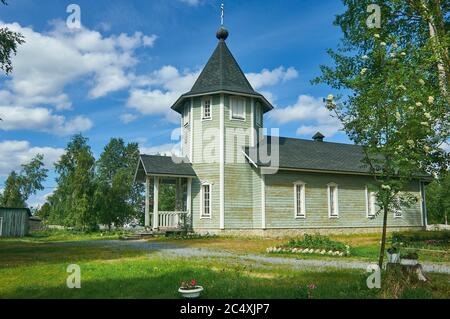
265, 171, 423, 229
0, 209, 29, 237
191, 164, 221, 229
192, 95, 221, 164
223, 96, 259, 228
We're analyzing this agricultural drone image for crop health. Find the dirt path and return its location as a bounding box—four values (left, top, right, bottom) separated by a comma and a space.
64, 239, 450, 274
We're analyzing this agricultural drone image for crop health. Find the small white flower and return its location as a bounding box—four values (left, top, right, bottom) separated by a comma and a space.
397, 85, 407, 91
339, 252, 344, 257
374, 34, 380, 38
380, 42, 387, 46
362, 55, 369, 60
360, 68, 368, 75
400, 52, 406, 56
390, 52, 396, 58
381, 184, 391, 190
392, 43, 398, 48
421, 122, 429, 126
407, 140, 415, 147
419, 79, 425, 85
428, 96, 434, 104
416, 102, 423, 107
424, 112, 431, 120
423, 145, 431, 153
395, 112, 401, 121
408, 106, 414, 111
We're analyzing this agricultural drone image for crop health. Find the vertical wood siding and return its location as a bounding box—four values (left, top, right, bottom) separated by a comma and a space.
0, 209, 29, 237
264, 171, 423, 229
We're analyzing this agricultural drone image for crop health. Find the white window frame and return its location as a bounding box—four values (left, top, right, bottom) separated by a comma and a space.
255, 102, 262, 126
294, 181, 306, 218
183, 103, 190, 126
200, 182, 212, 219
365, 186, 377, 218
202, 97, 212, 121
230, 96, 246, 121
0, 217, 2, 236
327, 182, 339, 218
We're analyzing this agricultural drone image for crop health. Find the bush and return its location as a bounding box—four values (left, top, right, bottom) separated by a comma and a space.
392, 230, 449, 244
267, 234, 351, 256
287, 234, 348, 252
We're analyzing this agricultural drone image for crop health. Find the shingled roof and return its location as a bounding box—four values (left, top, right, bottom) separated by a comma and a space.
171, 28, 273, 113
134, 155, 196, 182
245, 136, 372, 174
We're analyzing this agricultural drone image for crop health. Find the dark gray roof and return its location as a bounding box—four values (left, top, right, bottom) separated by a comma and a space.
245, 136, 430, 179
171, 36, 273, 113
190, 40, 256, 96
245, 136, 372, 174
135, 155, 196, 182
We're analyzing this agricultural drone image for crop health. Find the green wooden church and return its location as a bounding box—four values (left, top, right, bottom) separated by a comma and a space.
135, 25, 428, 236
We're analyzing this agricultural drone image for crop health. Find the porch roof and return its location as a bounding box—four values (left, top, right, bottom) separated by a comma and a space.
135, 154, 196, 182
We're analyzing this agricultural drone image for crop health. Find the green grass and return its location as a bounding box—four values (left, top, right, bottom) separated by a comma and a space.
0, 234, 448, 299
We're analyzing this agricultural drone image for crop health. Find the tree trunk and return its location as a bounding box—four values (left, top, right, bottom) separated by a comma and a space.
378, 206, 389, 268
421, 0, 449, 102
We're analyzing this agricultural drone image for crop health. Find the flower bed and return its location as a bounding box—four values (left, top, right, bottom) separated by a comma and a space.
266, 234, 351, 257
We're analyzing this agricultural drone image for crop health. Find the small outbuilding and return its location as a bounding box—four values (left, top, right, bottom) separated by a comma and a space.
0, 207, 31, 237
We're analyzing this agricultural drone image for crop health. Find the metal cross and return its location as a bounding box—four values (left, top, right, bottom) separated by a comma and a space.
221, 3, 224, 26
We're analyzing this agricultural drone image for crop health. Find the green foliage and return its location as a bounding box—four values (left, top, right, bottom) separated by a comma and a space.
0, 155, 48, 208
286, 234, 349, 253
426, 172, 450, 224
48, 134, 97, 230
0, 0, 25, 75
392, 230, 449, 243
94, 138, 143, 228
313, 0, 449, 266
401, 251, 419, 260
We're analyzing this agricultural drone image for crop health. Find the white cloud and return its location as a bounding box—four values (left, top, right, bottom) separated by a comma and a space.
140, 143, 180, 156
126, 66, 296, 121
270, 95, 342, 138
126, 66, 201, 121
179, 0, 202, 6
246, 66, 298, 90
0, 105, 93, 135
120, 113, 138, 124
0, 140, 65, 176
1, 20, 157, 109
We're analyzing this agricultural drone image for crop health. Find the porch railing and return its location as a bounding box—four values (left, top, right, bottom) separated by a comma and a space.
149, 211, 190, 229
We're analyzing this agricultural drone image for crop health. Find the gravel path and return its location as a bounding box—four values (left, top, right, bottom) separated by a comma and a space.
63, 239, 450, 274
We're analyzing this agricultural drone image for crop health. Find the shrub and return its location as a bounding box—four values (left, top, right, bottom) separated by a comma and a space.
267, 234, 351, 256
401, 252, 419, 260
392, 230, 449, 244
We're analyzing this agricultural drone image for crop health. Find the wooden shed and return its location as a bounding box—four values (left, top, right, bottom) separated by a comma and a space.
0, 207, 31, 237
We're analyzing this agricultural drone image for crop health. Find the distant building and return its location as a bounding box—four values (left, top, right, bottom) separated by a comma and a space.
0, 207, 31, 237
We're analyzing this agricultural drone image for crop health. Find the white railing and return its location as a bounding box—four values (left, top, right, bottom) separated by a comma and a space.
152, 211, 189, 228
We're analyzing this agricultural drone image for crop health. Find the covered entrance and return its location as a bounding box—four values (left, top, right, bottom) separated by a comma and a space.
135, 155, 196, 231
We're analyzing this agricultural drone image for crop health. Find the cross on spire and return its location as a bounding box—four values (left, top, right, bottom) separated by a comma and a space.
221, 3, 224, 26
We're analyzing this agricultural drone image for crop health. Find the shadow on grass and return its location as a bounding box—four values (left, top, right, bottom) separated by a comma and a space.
6, 266, 378, 299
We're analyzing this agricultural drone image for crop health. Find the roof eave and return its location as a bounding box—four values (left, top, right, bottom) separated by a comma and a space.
171, 90, 274, 113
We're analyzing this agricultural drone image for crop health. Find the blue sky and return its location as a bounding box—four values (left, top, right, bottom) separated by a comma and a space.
0, 0, 348, 207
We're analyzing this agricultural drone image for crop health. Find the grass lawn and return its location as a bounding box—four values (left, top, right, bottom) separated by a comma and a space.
156, 233, 450, 263
0, 231, 449, 299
